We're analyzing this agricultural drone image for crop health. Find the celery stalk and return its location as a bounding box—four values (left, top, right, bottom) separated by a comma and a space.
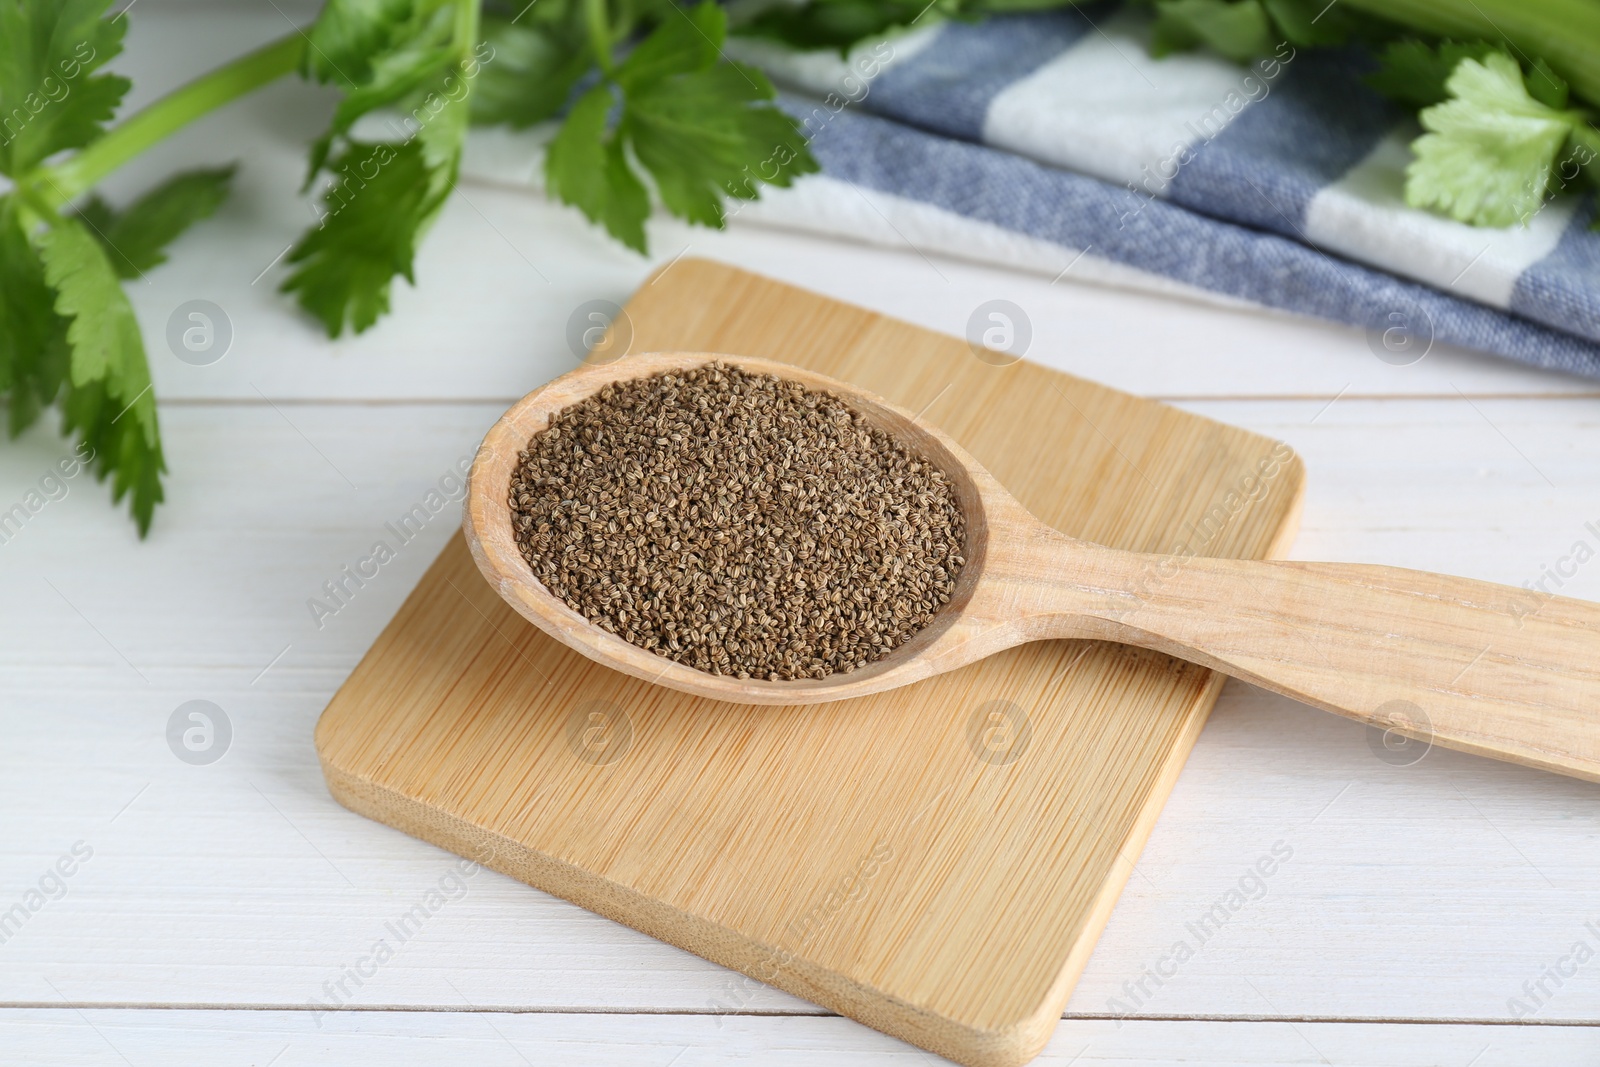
1338, 0, 1600, 109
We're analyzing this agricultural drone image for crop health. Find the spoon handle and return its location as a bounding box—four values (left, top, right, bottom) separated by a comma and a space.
1049, 550, 1600, 782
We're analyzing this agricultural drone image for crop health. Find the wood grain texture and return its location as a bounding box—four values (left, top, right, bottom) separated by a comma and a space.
1056, 555, 1600, 782
314, 259, 1304, 1066
11, 399, 1596, 1024
464, 350, 1600, 775
7, 16, 1600, 1061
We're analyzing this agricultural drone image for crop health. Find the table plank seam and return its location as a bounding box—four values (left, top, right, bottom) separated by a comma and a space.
4, 1005, 1597, 1027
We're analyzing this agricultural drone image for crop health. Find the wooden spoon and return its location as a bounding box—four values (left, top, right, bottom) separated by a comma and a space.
466, 352, 1600, 782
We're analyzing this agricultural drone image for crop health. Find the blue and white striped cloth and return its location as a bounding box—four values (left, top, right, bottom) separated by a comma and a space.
725, 7, 1600, 377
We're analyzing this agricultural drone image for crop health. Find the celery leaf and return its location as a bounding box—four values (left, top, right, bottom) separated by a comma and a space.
1406, 51, 1588, 228
281, 140, 440, 336
544, 2, 817, 253
290, 0, 481, 335
545, 83, 650, 253
736, 0, 953, 54
471, 14, 591, 128
0, 197, 69, 437
75, 166, 236, 279
302, 0, 417, 86
32, 215, 165, 535
1152, 0, 1273, 62
1367, 39, 1495, 107
0, 0, 131, 175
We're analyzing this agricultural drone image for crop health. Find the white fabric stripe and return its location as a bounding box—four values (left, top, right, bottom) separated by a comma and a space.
722, 26, 943, 100
1304, 129, 1577, 310
981, 9, 1282, 195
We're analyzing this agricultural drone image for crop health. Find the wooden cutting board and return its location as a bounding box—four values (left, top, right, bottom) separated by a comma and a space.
315, 259, 1304, 1066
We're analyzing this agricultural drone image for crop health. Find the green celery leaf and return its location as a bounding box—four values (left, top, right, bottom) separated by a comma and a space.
280, 140, 444, 336
1407, 51, 1588, 228
58, 369, 165, 536
0, 196, 70, 436
624, 62, 818, 227
1259, 0, 1352, 47
74, 194, 116, 240
294, 0, 476, 334
1366, 39, 1495, 107
1526, 57, 1569, 110
303, 4, 456, 179
970, 0, 1083, 11
75, 166, 235, 279
736, 0, 954, 54
410, 58, 472, 180
1152, 0, 1273, 62
0, 0, 132, 175
1568, 123, 1600, 195
619, 4, 817, 235
314, 8, 459, 160
615, 2, 722, 89
35, 219, 144, 413
292, 0, 478, 335
470, 16, 591, 128
545, 83, 650, 253
32, 215, 165, 534
545, 3, 817, 251
303, 0, 417, 86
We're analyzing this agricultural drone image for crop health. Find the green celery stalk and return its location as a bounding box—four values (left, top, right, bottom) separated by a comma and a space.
1338, 0, 1600, 109
37, 32, 306, 211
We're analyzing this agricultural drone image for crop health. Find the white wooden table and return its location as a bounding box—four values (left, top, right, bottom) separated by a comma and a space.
6, 4, 1600, 1063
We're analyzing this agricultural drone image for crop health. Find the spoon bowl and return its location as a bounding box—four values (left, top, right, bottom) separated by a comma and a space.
465, 351, 1012, 705
466, 352, 1600, 782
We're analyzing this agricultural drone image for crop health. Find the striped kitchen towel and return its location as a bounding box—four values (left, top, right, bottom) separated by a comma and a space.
723, 7, 1600, 378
